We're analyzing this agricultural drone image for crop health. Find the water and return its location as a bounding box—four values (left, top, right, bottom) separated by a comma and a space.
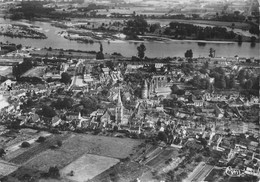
0, 18, 259, 58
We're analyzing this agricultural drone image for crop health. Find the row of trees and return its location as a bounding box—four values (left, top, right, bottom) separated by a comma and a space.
164, 22, 237, 40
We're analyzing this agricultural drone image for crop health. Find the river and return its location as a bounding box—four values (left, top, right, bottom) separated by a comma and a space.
0, 18, 259, 58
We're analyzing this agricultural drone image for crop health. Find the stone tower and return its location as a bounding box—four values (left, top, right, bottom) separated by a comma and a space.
142, 80, 148, 99
115, 88, 124, 124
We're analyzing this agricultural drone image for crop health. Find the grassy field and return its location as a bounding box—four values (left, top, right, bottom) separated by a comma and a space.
147, 19, 250, 29
21, 66, 46, 78
9, 133, 70, 165
25, 134, 143, 172
0, 160, 18, 177
61, 154, 119, 182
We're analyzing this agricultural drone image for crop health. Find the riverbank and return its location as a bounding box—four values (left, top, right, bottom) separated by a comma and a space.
0, 18, 258, 58
0, 23, 47, 39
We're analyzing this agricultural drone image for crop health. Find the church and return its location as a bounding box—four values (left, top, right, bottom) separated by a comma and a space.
115, 88, 131, 126
141, 75, 172, 99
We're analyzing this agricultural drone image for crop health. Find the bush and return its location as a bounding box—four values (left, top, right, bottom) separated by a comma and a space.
57, 140, 62, 147
37, 136, 46, 143
0, 148, 6, 157
21, 142, 30, 148
48, 166, 60, 178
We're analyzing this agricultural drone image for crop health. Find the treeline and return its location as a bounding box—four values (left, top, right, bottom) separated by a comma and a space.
187, 66, 259, 95
78, 3, 108, 12
10, 2, 55, 20
164, 22, 236, 40
12, 59, 34, 79
123, 18, 148, 40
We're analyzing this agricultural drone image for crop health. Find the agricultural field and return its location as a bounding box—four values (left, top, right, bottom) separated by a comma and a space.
61, 154, 119, 182
25, 134, 143, 172
8, 133, 69, 165
147, 19, 250, 29
0, 160, 18, 177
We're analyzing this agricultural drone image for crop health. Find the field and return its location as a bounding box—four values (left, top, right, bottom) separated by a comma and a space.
21, 66, 46, 78
61, 154, 119, 182
147, 19, 250, 29
0, 66, 12, 77
9, 133, 69, 165
0, 160, 18, 177
25, 134, 143, 172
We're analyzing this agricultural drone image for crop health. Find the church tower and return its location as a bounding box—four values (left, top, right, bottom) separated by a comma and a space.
115, 88, 124, 124
141, 80, 148, 99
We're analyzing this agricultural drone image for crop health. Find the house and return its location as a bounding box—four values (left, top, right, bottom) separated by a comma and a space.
214, 104, 224, 118
100, 109, 112, 127
52, 116, 62, 127
187, 99, 204, 107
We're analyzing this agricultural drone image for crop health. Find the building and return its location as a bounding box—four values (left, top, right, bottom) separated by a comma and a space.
115, 89, 124, 124
141, 76, 172, 98
141, 80, 148, 99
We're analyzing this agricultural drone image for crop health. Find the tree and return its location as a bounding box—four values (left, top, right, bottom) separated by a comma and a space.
237, 35, 242, 44
229, 75, 236, 89
184, 49, 193, 59
209, 48, 215, 58
157, 131, 168, 143
48, 166, 60, 178
137, 43, 146, 60
250, 36, 256, 47
21, 142, 31, 148
57, 140, 62, 147
0, 148, 6, 157
124, 17, 148, 35
245, 79, 253, 89
149, 23, 160, 33
61, 72, 71, 84
96, 43, 104, 60
37, 136, 46, 143
219, 76, 226, 89
38, 105, 56, 118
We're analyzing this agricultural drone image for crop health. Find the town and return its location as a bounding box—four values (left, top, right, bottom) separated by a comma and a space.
0, 41, 259, 182
0, 0, 259, 181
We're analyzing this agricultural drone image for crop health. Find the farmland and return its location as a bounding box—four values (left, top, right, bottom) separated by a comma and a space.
24, 134, 143, 171
0, 160, 18, 177
1, 133, 144, 181
9, 133, 70, 165
61, 154, 119, 182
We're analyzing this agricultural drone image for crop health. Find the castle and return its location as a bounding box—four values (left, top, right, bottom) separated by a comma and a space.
141, 75, 172, 99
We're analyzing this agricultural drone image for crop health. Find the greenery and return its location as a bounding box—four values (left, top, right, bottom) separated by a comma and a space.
37, 136, 46, 143
96, 43, 105, 60
184, 49, 193, 59
52, 97, 73, 110
0, 148, 6, 157
137, 43, 146, 60
60, 72, 71, 84
37, 105, 56, 118
164, 22, 236, 40
10, 2, 55, 20
48, 166, 60, 179
21, 141, 31, 148
123, 17, 148, 39
13, 59, 33, 79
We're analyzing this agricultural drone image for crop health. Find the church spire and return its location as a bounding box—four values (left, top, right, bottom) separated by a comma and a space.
117, 88, 122, 106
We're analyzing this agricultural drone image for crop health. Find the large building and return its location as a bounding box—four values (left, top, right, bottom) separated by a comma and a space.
141, 76, 172, 99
